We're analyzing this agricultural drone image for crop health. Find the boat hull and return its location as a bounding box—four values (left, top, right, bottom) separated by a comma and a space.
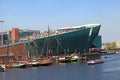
0, 64, 6, 72
39, 58, 53, 66
87, 60, 104, 65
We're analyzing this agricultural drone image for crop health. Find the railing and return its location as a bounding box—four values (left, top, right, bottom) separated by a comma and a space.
20, 29, 79, 41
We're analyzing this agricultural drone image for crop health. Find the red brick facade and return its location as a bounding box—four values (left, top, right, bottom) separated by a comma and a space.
12, 28, 19, 43
0, 43, 27, 63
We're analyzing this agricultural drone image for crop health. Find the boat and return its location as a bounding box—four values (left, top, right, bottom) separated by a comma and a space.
87, 59, 104, 65
70, 55, 79, 62
6, 63, 12, 68
104, 55, 109, 58
28, 59, 39, 67
39, 58, 53, 66
81, 56, 89, 60
0, 64, 6, 72
25, 24, 101, 55
11, 62, 26, 68
58, 56, 71, 63
6, 61, 26, 68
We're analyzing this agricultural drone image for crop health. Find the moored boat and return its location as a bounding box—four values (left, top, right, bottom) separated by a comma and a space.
6, 61, 26, 68
11, 62, 26, 68
6, 63, 12, 68
87, 59, 104, 65
59, 56, 70, 63
39, 58, 53, 66
104, 55, 109, 58
70, 55, 79, 62
0, 64, 6, 72
29, 59, 39, 67
6, 61, 27, 68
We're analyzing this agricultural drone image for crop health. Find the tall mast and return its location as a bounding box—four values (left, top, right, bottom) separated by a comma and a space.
27, 30, 30, 59
47, 26, 50, 55
56, 35, 59, 55
6, 31, 10, 63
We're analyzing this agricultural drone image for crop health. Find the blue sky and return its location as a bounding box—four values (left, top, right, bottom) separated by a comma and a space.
0, 0, 120, 43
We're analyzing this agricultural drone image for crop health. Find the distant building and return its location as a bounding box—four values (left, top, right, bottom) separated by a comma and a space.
0, 31, 11, 46
19, 29, 40, 38
0, 28, 40, 62
116, 41, 120, 48
102, 41, 120, 50
102, 43, 111, 49
0, 28, 40, 45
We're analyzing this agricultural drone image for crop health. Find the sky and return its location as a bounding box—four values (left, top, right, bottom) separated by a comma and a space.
0, 0, 120, 43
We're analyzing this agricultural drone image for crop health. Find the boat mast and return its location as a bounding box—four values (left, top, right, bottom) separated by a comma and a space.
27, 30, 31, 59
56, 35, 59, 56
47, 26, 50, 56
6, 32, 10, 64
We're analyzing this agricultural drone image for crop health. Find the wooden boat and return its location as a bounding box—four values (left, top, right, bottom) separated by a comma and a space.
24, 61, 32, 67
6, 63, 12, 68
59, 56, 70, 63
0, 64, 6, 72
39, 58, 53, 66
87, 59, 104, 65
29, 59, 39, 67
11, 62, 26, 68
6, 61, 26, 68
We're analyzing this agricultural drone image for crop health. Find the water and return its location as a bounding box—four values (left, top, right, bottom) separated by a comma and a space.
1, 54, 120, 80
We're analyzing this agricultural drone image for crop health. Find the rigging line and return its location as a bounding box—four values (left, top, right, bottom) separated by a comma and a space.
40, 38, 47, 54
56, 37, 64, 51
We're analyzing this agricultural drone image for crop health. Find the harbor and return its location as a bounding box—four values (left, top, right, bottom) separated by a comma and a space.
0, 53, 120, 80
0, 23, 119, 72
0, 0, 120, 80
0, 24, 102, 69
0, 22, 117, 79
0, 52, 102, 70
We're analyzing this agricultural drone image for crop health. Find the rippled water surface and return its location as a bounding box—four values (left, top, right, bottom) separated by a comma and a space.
0, 54, 120, 80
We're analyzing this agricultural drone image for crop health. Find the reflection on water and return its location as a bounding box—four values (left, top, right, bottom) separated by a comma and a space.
0, 54, 120, 80
103, 67, 120, 72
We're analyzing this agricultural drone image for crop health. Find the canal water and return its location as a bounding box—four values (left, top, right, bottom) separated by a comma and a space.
0, 54, 120, 80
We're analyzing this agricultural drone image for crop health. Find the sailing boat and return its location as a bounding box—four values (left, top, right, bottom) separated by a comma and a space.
5, 36, 26, 68
25, 31, 40, 67
39, 26, 53, 66
58, 56, 70, 63
57, 40, 71, 63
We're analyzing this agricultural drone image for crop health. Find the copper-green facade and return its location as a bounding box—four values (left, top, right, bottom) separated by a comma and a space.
29, 25, 101, 55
